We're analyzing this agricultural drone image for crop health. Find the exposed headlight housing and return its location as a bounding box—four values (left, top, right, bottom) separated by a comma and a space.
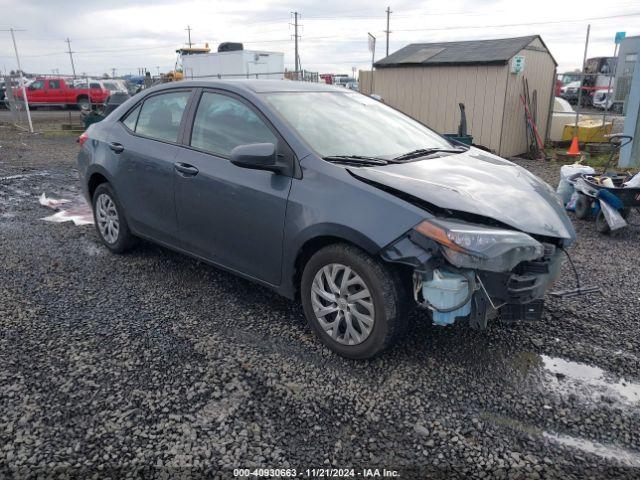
414, 218, 545, 272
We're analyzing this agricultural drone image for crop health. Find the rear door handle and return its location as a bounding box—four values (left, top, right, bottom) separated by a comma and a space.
109, 142, 124, 154
174, 162, 199, 177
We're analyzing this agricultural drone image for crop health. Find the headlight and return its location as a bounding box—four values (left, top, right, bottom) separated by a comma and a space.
414, 218, 545, 272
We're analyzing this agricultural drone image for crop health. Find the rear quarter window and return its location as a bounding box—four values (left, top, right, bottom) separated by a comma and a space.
122, 104, 141, 131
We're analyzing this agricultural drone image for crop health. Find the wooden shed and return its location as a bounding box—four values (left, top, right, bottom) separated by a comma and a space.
359, 36, 557, 157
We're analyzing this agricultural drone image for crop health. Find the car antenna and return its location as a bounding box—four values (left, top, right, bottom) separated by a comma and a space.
549, 247, 601, 298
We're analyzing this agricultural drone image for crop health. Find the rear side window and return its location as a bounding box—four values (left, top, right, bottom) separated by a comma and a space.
90, 83, 101, 89
135, 91, 191, 143
122, 104, 141, 131
190, 92, 276, 157
48, 80, 60, 89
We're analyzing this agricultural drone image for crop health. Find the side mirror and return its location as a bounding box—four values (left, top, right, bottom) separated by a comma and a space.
230, 143, 281, 173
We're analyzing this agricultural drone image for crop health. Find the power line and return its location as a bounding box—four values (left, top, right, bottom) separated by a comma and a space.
392, 12, 640, 32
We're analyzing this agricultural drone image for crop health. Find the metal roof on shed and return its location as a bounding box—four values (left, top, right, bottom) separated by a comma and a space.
375, 35, 555, 67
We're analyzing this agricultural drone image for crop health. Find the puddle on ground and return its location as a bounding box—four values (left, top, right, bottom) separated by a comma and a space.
39, 193, 93, 226
541, 355, 640, 406
545, 432, 640, 467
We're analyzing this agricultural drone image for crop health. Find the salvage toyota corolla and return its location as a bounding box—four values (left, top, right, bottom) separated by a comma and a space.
77, 80, 575, 359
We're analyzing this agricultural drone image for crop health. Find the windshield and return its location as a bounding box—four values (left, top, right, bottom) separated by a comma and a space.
263, 91, 453, 158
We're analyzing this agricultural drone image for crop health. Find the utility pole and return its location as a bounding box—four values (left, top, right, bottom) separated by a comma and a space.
111, 67, 116, 78
574, 24, 590, 130
292, 12, 300, 79
384, 6, 392, 57
66, 38, 77, 79
368, 33, 376, 93
185, 25, 193, 48
1, 28, 33, 133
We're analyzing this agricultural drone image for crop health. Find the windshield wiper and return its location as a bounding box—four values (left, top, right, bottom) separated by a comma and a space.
393, 147, 467, 161
323, 155, 390, 166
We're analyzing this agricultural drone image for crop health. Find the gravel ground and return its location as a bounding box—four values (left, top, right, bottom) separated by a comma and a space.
1, 125, 639, 479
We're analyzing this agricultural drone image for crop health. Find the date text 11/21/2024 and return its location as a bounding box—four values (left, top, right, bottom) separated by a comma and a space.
233, 468, 400, 478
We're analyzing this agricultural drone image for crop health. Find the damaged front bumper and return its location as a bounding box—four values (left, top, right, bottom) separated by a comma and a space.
382, 221, 565, 328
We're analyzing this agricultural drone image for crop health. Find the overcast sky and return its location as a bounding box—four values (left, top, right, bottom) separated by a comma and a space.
0, 0, 638, 77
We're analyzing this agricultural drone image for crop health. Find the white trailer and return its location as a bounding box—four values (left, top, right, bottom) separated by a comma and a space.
182, 50, 285, 80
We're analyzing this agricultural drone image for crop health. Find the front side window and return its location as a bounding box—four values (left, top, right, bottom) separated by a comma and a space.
30, 81, 44, 90
264, 92, 453, 158
90, 83, 101, 89
190, 92, 276, 157
135, 91, 191, 143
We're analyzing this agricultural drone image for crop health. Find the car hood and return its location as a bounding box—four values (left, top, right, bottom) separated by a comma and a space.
348, 148, 575, 240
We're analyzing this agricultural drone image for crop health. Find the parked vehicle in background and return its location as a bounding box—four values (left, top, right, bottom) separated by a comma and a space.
333, 75, 355, 87
345, 81, 359, 91
13, 77, 109, 110
592, 89, 613, 110
78, 80, 575, 359
101, 79, 129, 95
560, 81, 581, 104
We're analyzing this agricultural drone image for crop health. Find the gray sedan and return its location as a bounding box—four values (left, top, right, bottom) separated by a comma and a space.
77, 80, 575, 359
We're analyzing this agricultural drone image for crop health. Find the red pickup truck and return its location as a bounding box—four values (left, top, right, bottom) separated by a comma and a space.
14, 78, 109, 110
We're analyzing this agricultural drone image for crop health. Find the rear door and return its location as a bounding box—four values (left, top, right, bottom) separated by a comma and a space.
109, 89, 193, 246
174, 89, 293, 285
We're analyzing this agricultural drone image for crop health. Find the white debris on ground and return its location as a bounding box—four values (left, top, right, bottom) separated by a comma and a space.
39, 192, 93, 226
38, 193, 70, 208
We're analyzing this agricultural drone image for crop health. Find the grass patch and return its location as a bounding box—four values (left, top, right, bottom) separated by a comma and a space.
41, 129, 83, 138
546, 146, 639, 174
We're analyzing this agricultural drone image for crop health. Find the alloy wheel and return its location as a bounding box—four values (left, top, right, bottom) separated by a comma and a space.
311, 263, 375, 346
95, 193, 120, 244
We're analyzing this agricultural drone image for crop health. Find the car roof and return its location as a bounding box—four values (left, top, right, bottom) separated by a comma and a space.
150, 79, 347, 94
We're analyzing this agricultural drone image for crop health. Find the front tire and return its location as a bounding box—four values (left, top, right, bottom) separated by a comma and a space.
301, 244, 409, 359
92, 183, 134, 253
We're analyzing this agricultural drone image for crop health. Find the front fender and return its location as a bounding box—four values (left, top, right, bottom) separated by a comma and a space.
277, 159, 428, 298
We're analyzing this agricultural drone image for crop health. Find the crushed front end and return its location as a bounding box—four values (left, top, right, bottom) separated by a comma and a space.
382, 218, 567, 328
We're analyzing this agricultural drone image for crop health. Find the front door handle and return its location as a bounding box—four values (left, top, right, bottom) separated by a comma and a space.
174, 162, 199, 177
109, 142, 124, 154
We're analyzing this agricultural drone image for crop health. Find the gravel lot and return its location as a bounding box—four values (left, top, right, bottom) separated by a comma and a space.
1, 124, 639, 479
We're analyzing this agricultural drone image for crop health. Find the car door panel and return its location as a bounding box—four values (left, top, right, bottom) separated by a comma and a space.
174, 90, 293, 285
174, 148, 291, 284
110, 122, 180, 244
107, 90, 192, 247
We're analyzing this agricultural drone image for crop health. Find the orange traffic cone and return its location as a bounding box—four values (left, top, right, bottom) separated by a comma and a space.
567, 136, 580, 156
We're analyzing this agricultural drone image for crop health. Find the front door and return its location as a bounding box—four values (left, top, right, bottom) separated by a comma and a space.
174, 90, 293, 285
46, 79, 63, 104
26, 80, 45, 104
110, 89, 192, 246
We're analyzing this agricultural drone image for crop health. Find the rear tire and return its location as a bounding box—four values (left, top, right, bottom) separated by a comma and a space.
92, 183, 135, 253
300, 243, 409, 359
77, 97, 91, 111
